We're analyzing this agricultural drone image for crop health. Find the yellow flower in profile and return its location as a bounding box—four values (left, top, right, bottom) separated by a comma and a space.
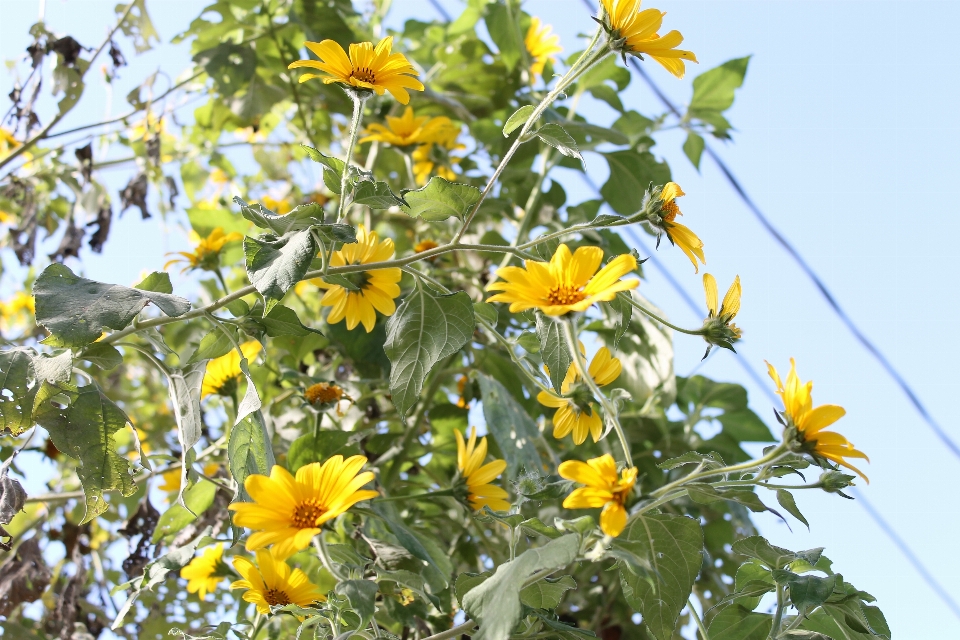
701, 273, 742, 353
229, 457, 379, 558
525, 17, 563, 77
314, 225, 402, 333
600, 0, 698, 78
455, 427, 510, 512
487, 244, 639, 315
164, 227, 244, 273
231, 549, 325, 615
181, 544, 230, 599
412, 122, 465, 184
258, 195, 293, 215
766, 359, 870, 481
201, 341, 263, 398
537, 347, 622, 445
360, 106, 454, 148
559, 454, 637, 537
413, 239, 439, 254
654, 182, 704, 273
288, 37, 424, 104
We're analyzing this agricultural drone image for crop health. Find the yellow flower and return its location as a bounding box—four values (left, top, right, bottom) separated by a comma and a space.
455, 427, 510, 512
559, 454, 637, 537
360, 106, 454, 148
158, 462, 222, 493
525, 17, 563, 77
164, 227, 244, 273
537, 347, 622, 445
201, 341, 263, 398
412, 121, 465, 184
258, 195, 293, 215
229, 457, 379, 558
766, 359, 870, 481
487, 244, 639, 315
0, 127, 20, 160
701, 273, 742, 353
654, 182, 704, 273
288, 36, 424, 104
181, 544, 230, 599
304, 382, 352, 415
0, 291, 35, 332
600, 0, 698, 79
314, 225, 402, 333
414, 239, 439, 254
231, 548, 325, 615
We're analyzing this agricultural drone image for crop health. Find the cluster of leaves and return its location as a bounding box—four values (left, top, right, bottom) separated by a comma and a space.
0, 1, 888, 640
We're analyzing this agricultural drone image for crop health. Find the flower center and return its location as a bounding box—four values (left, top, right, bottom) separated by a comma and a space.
264, 588, 291, 607
305, 382, 343, 405
351, 66, 376, 84
660, 200, 680, 222
546, 284, 587, 307
291, 500, 327, 529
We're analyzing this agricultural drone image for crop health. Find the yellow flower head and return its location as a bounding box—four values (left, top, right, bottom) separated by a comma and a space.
414, 239, 439, 254
487, 245, 639, 316
412, 121, 465, 184
525, 17, 563, 77
258, 195, 293, 215
229, 457, 379, 558
201, 341, 263, 398
0, 291, 36, 332
288, 37, 424, 104
650, 182, 704, 272
305, 382, 345, 406
0, 127, 21, 159
159, 462, 221, 493
599, 0, 698, 78
164, 227, 244, 273
455, 427, 510, 512
315, 225, 402, 333
701, 273, 742, 353
181, 543, 230, 599
231, 548, 325, 615
766, 359, 870, 481
360, 106, 455, 148
538, 347, 622, 445
559, 454, 637, 537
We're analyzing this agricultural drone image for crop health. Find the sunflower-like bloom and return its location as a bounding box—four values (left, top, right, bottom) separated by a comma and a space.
538, 347, 622, 445
181, 544, 230, 599
525, 17, 563, 77
0, 291, 35, 333
487, 245, 639, 316
767, 359, 870, 481
159, 462, 221, 493
164, 227, 244, 273
231, 549, 325, 615
649, 182, 704, 272
360, 106, 454, 148
201, 341, 263, 398
701, 273, 742, 353
258, 195, 293, 215
559, 454, 637, 537
304, 382, 352, 416
288, 37, 424, 104
414, 239, 439, 253
455, 427, 510, 512
412, 121, 465, 184
599, 0, 698, 79
229, 457, 379, 558
315, 225, 402, 333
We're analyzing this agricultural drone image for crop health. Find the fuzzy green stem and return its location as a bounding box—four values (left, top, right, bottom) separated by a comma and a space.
337, 93, 367, 223
651, 443, 789, 499
623, 292, 706, 336
689, 598, 710, 640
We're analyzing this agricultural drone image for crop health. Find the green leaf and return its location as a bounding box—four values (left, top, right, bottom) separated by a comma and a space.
301, 145, 347, 193
52, 65, 84, 115
455, 571, 492, 604
401, 176, 482, 222
712, 578, 776, 610
535, 123, 582, 162
335, 580, 379, 624
484, 2, 523, 71
383, 287, 474, 416
732, 561, 775, 610
371, 503, 451, 589
165, 361, 208, 501
503, 105, 535, 137
116, 0, 160, 53
658, 451, 725, 471
187, 325, 238, 364
535, 312, 572, 393
234, 197, 325, 235
462, 534, 579, 640
261, 304, 322, 337
731, 536, 796, 570
475, 372, 543, 477
228, 412, 275, 502
319, 274, 359, 291
353, 180, 404, 209
34, 263, 191, 348
134, 271, 174, 294
600, 150, 671, 215
772, 570, 837, 615
516, 331, 540, 353
777, 489, 810, 530
530, 613, 599, 639
244, 231, 316, 307
151, 479, 218, 543
519, 575, 576, 609
609, 292, 633, 350
689, 57, 751, 112
473, 301, 499, 326
707, 604, 773, 640
683, 131, 705, 170
287, 430, 360, 472
33, 380, 137, 522
77, 343, 123, 370
313, 223, 357, 244
0, 348, 40, 435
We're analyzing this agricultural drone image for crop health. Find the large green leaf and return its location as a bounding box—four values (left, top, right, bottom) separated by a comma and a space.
731, 536, 796, 570
234, 196, 324, 235
383, 287, 474, 416
151, 479, 218, 543
772, 570, 836, 615
535, 311, 572, 393
707, 604, 773, 640
33, 263, 190, 348
616, 514, 703, 640
484, 1, 523, 71
244, 230, 316, 309
462, 534, 579, 640
475, 372, 543, 477
0, 348, 39, 435
165, 361, 208, 503
600, 150, 671, 215
335, 579, 379, 624
519, 575, 576, 609
353, 180, 404, 209
228, 412, 275, 502
689, 57, 751, 112
33, 380, 137, 522
401, 176, 482, 222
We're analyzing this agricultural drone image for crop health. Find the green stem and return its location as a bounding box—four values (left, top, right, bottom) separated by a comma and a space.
337, 94, 367, 223
562, 316, 633, 468
372, 488, 456, 503
770, 584, 786, 638
623, 292, 706, 336
651, 444, 789, 499
689, 598, 710, 640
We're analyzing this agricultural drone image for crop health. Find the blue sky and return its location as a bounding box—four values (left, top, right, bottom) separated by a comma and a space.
3, 0, 959, 636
